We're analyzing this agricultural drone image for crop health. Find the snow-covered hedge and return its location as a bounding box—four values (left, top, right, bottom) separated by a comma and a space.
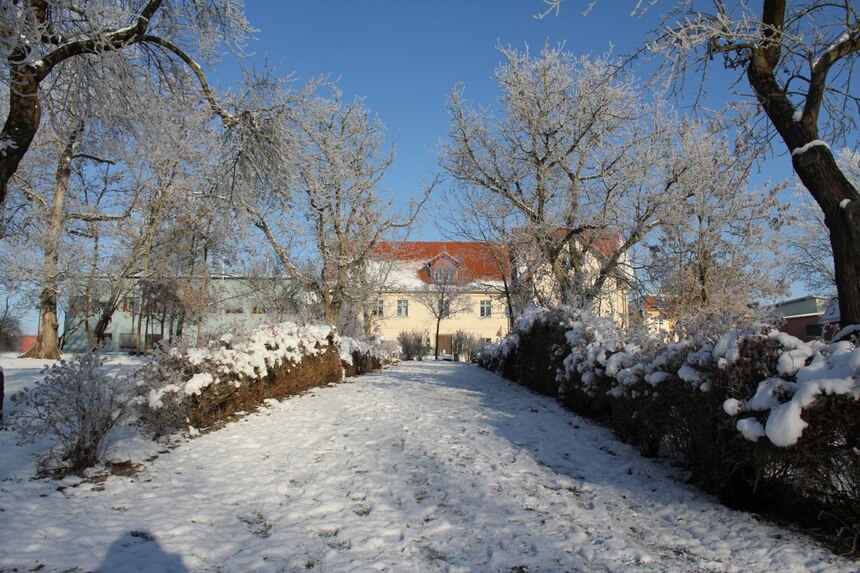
479, 308, 860, 550
136, 322, 394, 437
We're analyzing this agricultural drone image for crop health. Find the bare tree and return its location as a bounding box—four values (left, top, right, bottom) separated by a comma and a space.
643, 120, 789, 332
543, 0, 860, 325
783, 193, 837, 297
0, 275, 23, 350
243, 258, 318, 324
15, 86, 219, 358
441, 45, 696, 315
241, 86, 430, 334
650, 1, 860, 326
0, 0, 251, 206
414, 263, 472, 360
439, 186, 525, 330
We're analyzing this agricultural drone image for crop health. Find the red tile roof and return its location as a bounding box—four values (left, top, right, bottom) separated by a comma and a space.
374, 241, 509, 283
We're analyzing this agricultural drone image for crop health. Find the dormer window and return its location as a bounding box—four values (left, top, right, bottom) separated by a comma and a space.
432, 265, 456, 283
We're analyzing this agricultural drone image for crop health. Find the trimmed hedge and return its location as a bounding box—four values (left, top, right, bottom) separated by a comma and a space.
136, 323, 392, 437
479, 308, 860, 554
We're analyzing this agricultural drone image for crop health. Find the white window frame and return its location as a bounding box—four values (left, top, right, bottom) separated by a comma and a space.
396, 299, 409, 317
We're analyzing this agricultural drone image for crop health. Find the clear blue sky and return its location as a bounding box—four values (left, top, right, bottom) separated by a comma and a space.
25, 2, 809, 336
211, 1, 753, 239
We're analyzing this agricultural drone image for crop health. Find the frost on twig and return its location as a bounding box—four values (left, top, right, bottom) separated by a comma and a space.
10, 348, 134, 474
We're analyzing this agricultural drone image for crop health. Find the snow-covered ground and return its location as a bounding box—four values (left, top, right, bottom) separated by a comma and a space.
0, 358, 853, 572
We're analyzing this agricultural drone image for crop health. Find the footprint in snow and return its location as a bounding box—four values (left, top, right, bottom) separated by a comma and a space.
238, 510, 272, 538
352, 503, 372, 516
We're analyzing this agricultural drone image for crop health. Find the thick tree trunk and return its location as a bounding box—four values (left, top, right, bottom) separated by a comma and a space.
22, 293, 61, 359
0, 65, 44, 208
791, 147, 860, 328
322, 288, 343, 328
746, 44, 860, 327
175, 308, 185, 338
93, 297, 120, 345
21, 125, 81, 359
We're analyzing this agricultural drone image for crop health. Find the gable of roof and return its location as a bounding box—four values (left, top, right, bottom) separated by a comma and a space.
374, 241, 509, 284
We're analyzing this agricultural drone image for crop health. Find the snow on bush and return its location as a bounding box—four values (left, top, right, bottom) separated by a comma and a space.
711, 330, 858, 447
338, 335, 395, 366
10, 349, 135, 473
487, 309, 859, 449
136, 322, 391, 437
479, 309, 860, 547
184, 322, 334, 385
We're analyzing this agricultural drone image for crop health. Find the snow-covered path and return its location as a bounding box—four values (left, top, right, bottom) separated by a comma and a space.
0, 361, 852, 572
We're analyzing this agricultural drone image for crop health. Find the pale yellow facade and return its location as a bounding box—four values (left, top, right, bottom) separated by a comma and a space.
370, 290, 510, 346
522, 262, 630, 326
628, 296, 676, 335
369, 239, 630, 354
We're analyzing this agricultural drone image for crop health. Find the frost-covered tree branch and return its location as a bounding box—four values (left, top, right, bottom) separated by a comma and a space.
237, 83, 431, 334
0, 0, 252, 207
440, 45, 694, 315
545, 0, 860, 329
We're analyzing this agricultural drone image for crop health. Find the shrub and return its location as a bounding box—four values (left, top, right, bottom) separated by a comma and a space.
339, 337, 397, 377
397, 330, 430, 361
136, 323, 387, 438
451, 330, 480, 362
11, 348, 134, 473
136, 323, 343, 436
479, 308, 860, 552
134, 339, 198, 439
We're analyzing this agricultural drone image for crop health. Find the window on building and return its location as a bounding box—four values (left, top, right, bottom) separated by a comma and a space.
439, 300, 451, 318
396, 299, 408, 317
121, 297, 139, 313
225, 306, 244, 315
444, 268, 454, 281
251, 306, 266, 315
479, 300, 492, 317
805, 324, 823, 338
433, 268, 443, 282
371, 299, 384, 317
119, 333, 138, 351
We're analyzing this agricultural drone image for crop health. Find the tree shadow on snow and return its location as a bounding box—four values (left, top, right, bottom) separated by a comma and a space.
95, 530, 187, 573
375, 361, 689, 501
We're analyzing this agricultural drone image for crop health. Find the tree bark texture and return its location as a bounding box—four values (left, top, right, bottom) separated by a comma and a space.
746, 1, 860, 327
21, 125, 82, 358
0, 66, 44, 208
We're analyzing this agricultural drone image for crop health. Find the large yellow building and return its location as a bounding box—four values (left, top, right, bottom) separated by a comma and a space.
369, 239, 629, 356
370, 242, 511, 354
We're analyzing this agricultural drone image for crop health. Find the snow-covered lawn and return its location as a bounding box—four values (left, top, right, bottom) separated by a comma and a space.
0, 359, 853, 572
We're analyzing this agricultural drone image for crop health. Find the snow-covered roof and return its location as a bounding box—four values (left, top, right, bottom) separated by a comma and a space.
374, 241, 508, 290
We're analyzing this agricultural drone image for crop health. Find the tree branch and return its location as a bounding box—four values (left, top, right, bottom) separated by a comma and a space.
804, 27, 860, 126
37, 0, 164, 75
141, 35, 238, 128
